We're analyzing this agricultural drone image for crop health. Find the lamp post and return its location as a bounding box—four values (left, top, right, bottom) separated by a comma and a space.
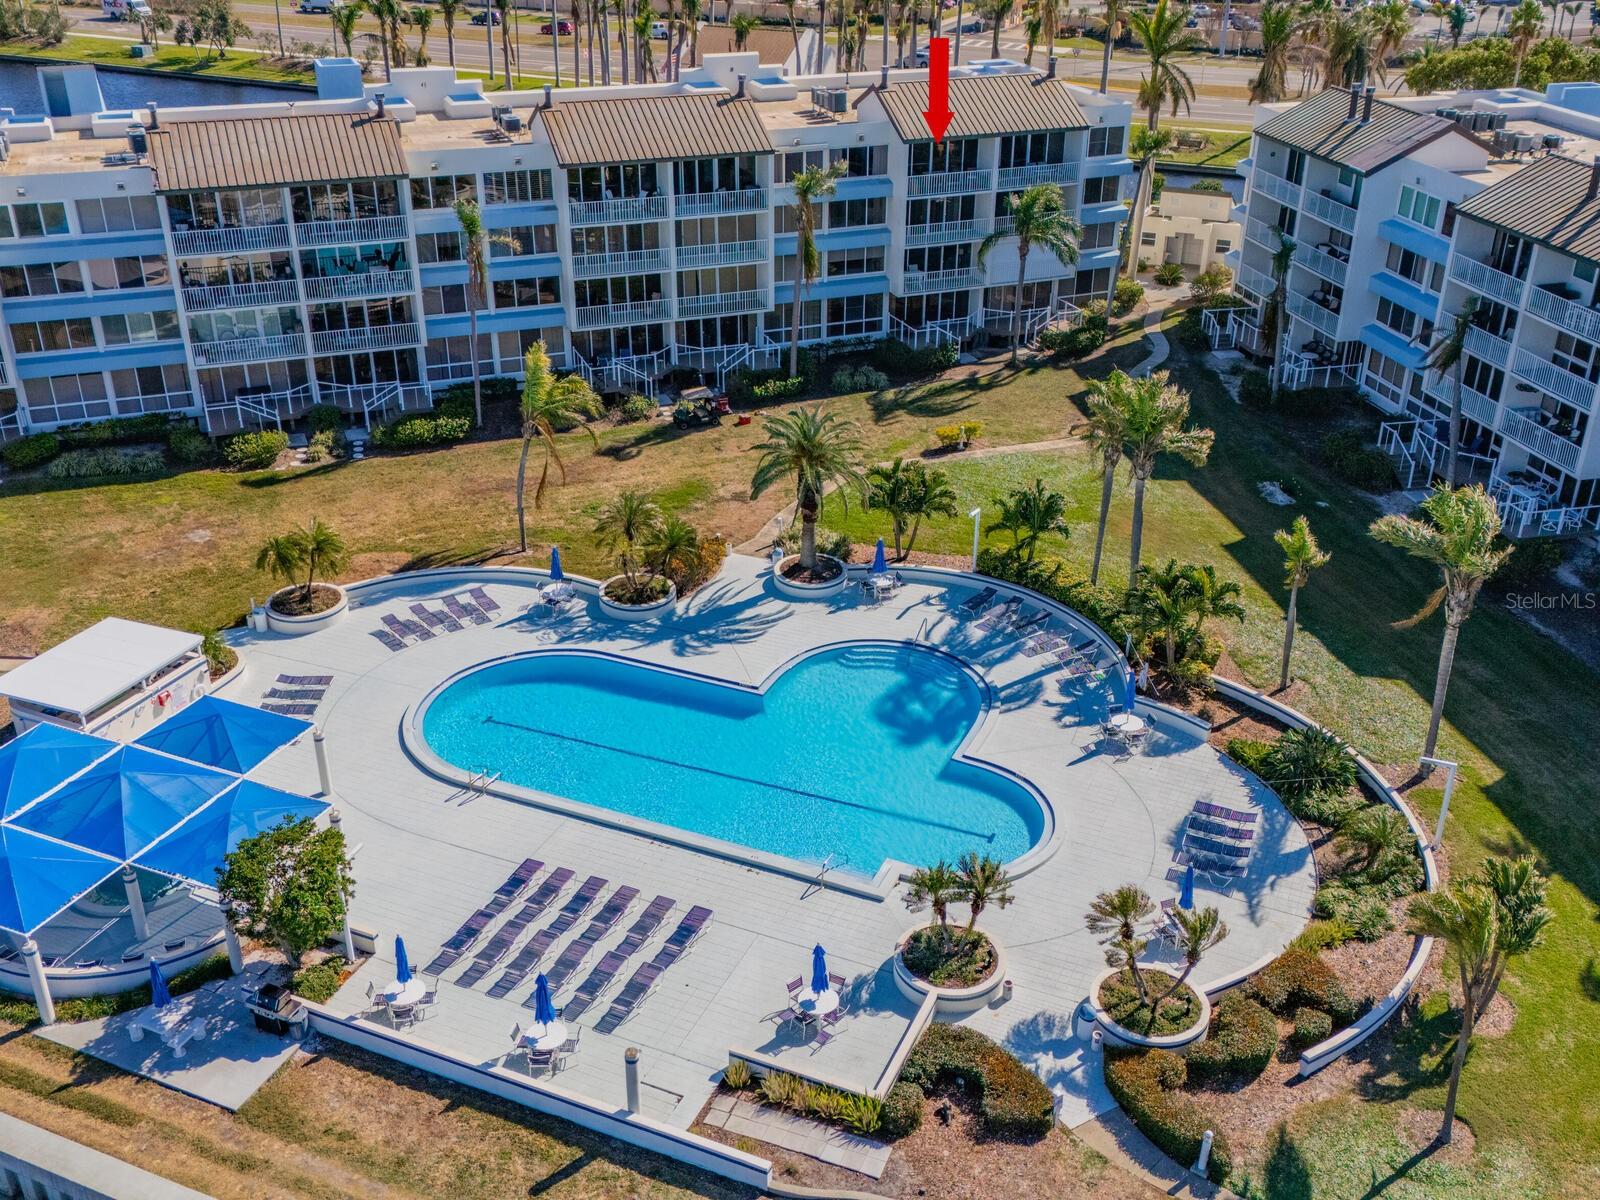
968, 507, 982, 571
1419, 756, 1458, 851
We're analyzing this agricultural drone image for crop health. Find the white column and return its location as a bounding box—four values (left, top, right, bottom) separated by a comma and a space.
221, 916, 245, 974
624, 1047, 641, 1114
121, 866, 149, 942
20, 939, 54, 1026
328, 807, 356, 960
314, 728, 333, 796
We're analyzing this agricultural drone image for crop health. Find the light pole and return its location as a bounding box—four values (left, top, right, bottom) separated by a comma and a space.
1419, 756, 1458, 851
968, 507, 982, 571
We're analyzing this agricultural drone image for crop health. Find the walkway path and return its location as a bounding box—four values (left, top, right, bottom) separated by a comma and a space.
1129, 290, 1183, 378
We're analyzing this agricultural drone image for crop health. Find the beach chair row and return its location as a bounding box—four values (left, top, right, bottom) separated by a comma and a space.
369, 587, 503, 652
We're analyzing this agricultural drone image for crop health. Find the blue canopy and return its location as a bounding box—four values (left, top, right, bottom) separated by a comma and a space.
1179, 863, 1195, 910
871, 538, 887, 574
148, 959, 172, 1008
549, 547, 565, 582
133, 695, 311, 774
0, 725, 116, 820
395, 935, 412, 985
10, 746, 235, 861
133, 779, 327, 885
811, 944, 829, 995
532, 972, 556, 1025
0, 825, 119, 936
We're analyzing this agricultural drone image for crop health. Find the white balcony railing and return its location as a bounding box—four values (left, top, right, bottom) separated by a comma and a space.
567, 195, 669, 226
309, 322, 422, 355
1288, 293, 1341, 338
571, 247, 669, 278
1302, 190, 1357, 234
675, 239, 767, 268
1294, 244, 1349, 286
294, 214, 409, 247
1526, 284, 1600, 344
1499, 406, 1582, 471
572, 298, 671, 329
170, 223, 291, 257
1510, 348, 1597, 411
301, 269, 415, 301
676, 289, 767, 319
1236, 263, 1276, 301
907, 170, 993, 198
190, 332, 307, 366
997, 161, 1081, 190
1423, 369, 1500, 429
1450, 255, 1526, 307
1252, 171, 1301, 207
181, 279, 300, 311
905, 219, 988, 247
1245, 216, 1290, 252
900, 268, 981, 294
1464, 324, 1511, 369
674, 187, 769, 216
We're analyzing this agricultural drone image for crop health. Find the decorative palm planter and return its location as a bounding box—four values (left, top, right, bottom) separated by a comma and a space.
264, 584, 348, 635
598, 575, 677, 622
1088, 965, 1211, 1050
771, 553, 849, 599
891, 924, 1008, 1015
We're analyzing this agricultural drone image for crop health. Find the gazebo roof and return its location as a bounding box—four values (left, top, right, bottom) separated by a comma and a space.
135, 780, 328, 887
0, 825, 119, 937
0, 725, 117, 820
132, 695, 311, 774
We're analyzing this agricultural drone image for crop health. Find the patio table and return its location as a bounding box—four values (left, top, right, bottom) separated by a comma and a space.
381, 978, 426, 1006
796, 988, 839, 1019
128, 996, 208, 1057
1107, 712, 1147, 735
521, 1019, 569, 1052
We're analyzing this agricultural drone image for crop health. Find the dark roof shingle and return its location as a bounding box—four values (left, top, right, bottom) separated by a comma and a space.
875, 73, 1089, 143
147, 113, 407, 192
1254, 88, 1472, 175
1457, 154, 1600, 266
539, 93, 773, 166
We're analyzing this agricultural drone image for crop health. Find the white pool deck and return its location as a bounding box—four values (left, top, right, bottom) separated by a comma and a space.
229, 554, 1316, 1130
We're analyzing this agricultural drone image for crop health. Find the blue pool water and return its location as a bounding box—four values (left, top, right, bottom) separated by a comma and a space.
421, 645, 1044, 875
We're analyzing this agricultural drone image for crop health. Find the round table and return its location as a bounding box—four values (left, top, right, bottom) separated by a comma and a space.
521, 1019, 569, 1052
796, 988, 839, 1018
1107, 712, 1148, 735
381, 978, 425, 1006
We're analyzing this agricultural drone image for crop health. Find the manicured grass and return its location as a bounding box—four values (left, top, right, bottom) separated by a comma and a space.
1157, 129, 1251, 169
0, 35, 316, 84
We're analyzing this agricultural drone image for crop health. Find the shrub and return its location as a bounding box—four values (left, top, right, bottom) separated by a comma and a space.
751, 375, 806, 401
224, 429, 289, 470
370, 414, 470, 449
1, 432, 60, 470
933, 420, 983, 449
201, 631, 238, 678
616, 394, 655, 423
436, 377, 518, 415
1245, 948, 1359, 1026
168, 424, 214, 465
976, 547, 1131, 643
305, 404, 344, 433
1039, 313, 1110, 360
777, 524, 853, 563
831, 364, 890, 393
290, 955, 348, 1003
434, 392, 478, 422
1104, 1050, 1232, 1183
1291, 1006, 1333, 1050
1321, 428, 1396, 491
304, 429, 341, 463
1239, 369, 1273, 409
880, 1081, 924, 1140
46, 448, 165, 479
1185, 993, 1278, 1084
1287, 787, 1365, 827
901, 925, 995, 988
1313, 882, 1397, 941
1491, 535, 1563, 589
1189, 264, 1234, 304
1289, 917, 1356, 953
872, 337, 958, 378
898, 1023, 1055, 1140
1260, 726, 1359, 802
57, 414, 170, 449
1113, 278, 1144, 316
721, 1058, 753, 1090
1224, 737, 1272, 777
1154, 262, 1185, 286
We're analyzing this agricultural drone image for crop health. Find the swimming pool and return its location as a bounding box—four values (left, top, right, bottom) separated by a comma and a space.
418, 644, 1046, 876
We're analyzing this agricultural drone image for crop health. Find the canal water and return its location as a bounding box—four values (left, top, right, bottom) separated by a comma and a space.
0, 58, 298, 114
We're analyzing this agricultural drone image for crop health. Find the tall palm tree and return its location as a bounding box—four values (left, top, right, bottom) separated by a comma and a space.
984, 0, 1012, 56
1426, 297, 1480, 489
1446, 0, 1467, 46
1120, 371, 1214, 587
1082, 372, 1130, 586
1132, 559, 1245, 665
515, 343, 600, 551
749, 408, 867, 572
1122, 125, 1171, 298
1097, 0, 1125, 92
977, 183, 1080, 363
866, 458, 958, 559
781, 0, 801, 64
730, 9, 758, 46
1022, 7, 1041, 63
497, 0, 515, 84
957, 852, 1014, 932
453, 199, 514, 429
1506, 0, 1543, 86
1407, 857, 1550, 1145
1273, 515, 1329, 690
436, 0, 462, 64
786, 161, 848, 376
1369, 486, 1513, 759
1249, 0, 1298, 104
1321, 9, 1367, 87
1264, 228, 1296, 398
1149, 905, 1227, 1010
330, 0, 363, 55
906, 861, 964, 949
990, 477, 1070, 562
594, 490, 663, 593
411, 5, 433, 64
367, 0, 401, 77
254, 534, 304, 596
1085, 885, 1155, 1003
1128, 0, 1195, 129
1366, 0, 1409, 84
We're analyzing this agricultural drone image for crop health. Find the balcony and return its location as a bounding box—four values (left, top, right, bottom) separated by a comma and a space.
1499, 405, 1582, 472
1252, 171, 1301, 207
1288, 293, 1340, 338
571, 247, 669, 278
1245, 216, 1290, 252
572, 298, 671, 329
1423, 369, 1500, 428
295, 214, 409, 247
674, 187, 769, 216
1526, 283, 1600, 344
190, 332, 306, 367
900, 268, 980, 294
1236, 262, 1276, 300
1302, 190, 1357, 234
997, 161, 1080, 190
301, 269, 415, 301
1294, 244, 1349, 287
907, 170, 993, 198
1464, 324, 1511, 369
567, 195, 669, 226
170, 223, 292, 257
310, 322, 422, 355
677, 239, 768, 268
677, 289, 767, 319
1509, 348, 1597, 411
1449, 255, 1526, 307
181, 279, 300, 311
905, 219, 988, 247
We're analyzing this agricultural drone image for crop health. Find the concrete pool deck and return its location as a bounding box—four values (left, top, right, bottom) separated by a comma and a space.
227, 554, 1316, 1129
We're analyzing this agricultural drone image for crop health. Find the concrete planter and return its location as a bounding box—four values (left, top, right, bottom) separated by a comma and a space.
1088, 965, 1210, 1050
891, 924, 1007, 1015
597, 575, 677, 622
771, 554, 848, 599
264, 584, 348, 635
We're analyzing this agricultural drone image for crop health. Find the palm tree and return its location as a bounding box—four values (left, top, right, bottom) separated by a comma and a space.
1129, 0, 1195, 129
1321, 9, 1367, 87
1446, 0, 1467, 45
1082, 373, 1129, 586
983, 0, 1012, 55
781, 0, 801, 64
454, 199, 517, 429
515, 342, 601, 551
1119, 370, 1214, 586
1097, 0, 1125, 92
647, 516, 704, 583
1506, 0, 1542, 88
1426, 298, 1479, 489
1263, 228, 1296, 398
1367, 0, 1409, 84
436, 0, 462, 64
330, 0, 363, 55
976, 183, 1080, 364
1122, 126, 1171, 296
1273, 515, 1330, 690
1369, 486, 1513, 759
1149, 905, 1227, 1010
1249, 0, 1298, 103
730, 9, 758, 45
749, 408, 867, 573
1022, 7, 1041, 62
297, 517, 348, 603
990, 478, 1069, 563
254, 534, 304, 596
1132, 559, 1245, 665
906, 861, 964, 948
1336, 806, 1413, 876
786, 161, 848, 376
367, 0, 403, 77
594, 490, 663, 593
957, 852, 1014, 932
411, 5, 433, 63
866, 458, 958, 559
1085, 885, 1155, 1003
1407, 857, 1549, 1145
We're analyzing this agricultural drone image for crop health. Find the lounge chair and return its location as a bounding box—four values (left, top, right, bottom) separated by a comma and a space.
594, 963, 663, 1033
410, 603, 445, 628
278, 674, 332, 687
468, 586, 502, 614
1188, 815, 1254, 842
1185, 833, 1251, 861
494, 858, 543, 902
261, 703, 317, 716
577, 886, 638, 945
370, 629, 406, 652
560, 951, 627, 1019
264, 688, 322, 701
381, 613, 413, 639
958, 585, 997, 614
1196, 800, 1259, 824
435, 611, 465, 633
460, 868, 575, 989
616, 895, 674, 957
542, 935, 598, 993
396, 617, 435, 641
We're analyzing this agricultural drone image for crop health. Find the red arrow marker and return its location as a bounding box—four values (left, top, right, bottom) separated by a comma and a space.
923, 37, 952, 144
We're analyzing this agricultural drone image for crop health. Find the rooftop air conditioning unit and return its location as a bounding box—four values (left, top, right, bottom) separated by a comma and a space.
819, 88, 846, 114
1489, 112, 1507, 131
127, 125, 148, 155
1543, 132, 1565, 150
1513, 132, 1537, 154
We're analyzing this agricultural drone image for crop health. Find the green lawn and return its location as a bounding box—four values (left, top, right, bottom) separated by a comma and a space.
0, 36, 316, 85
1157, 129, 1252, 170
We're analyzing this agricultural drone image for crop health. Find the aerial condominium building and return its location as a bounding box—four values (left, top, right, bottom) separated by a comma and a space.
0, 57, 1133, 441
1228, 82, 1600, 538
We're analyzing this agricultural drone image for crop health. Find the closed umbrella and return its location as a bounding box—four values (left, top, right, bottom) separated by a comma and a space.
1125, 670, 1139, 712
1179, 863, 1195, 910
148, 959, 172, 1009
871, 538, 887, 575
549, 546, 565, 581
395, 935, 412, 985
1137, 662, 1150, 694
811, 944, 829, 995
532, 972, 557, 1026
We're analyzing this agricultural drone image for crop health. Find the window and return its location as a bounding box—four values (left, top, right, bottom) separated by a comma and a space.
490, 225, 556, 257
826, 245, 884, 276
1139, 232, 1158, 247
776, 147, 883, 183
1088, 125, 1126, 158
836, 145, 887, 178
22, 372, 111, 423
416, 232, 464, 263
1080, 222, 1118, 250
676, 215, 757, 245
1082, 175, 1121, 204
777, 148, 828, 182
492, 274, 562, 308
827, 196, 886, 228
291, 180, 401, 222
573, 223, 661, 254
906, 196, 971, 227
905, 244, 971, 273
1285, 148, 1306, 186
674, 155, 760, 195
1384, 243, 1443, 292
826, 293, 883, 338
1363, 348, 1409, 408
166, 188, 284, 230
1375, 296, 1431, 343
483, 169, 553, 204
566, 162, 660, 202
1473, 298, 1517, 340
910, 139, 979, 175
890, 290, 970, 326
307, 297, 411, 332
176, 253, 291, 289
0, 261, 84, 297
1215, 239, 1232, 253
75, 196, 161, 233
9, 318, 95, 354
423, 284, 470, 315
424, 334, 494, 382
6, 203, 69, 238
999, 131, 1067, 168
1462, 356, 1502, 398
110, 364, 190, 411
676, 265, 757, 297
101, 310, 180, 345
411, 174, 477, 209
88, 255, 169, 291
188, 307, 300, 343
572, 273, 663, 309
1397, 185, 1442, 230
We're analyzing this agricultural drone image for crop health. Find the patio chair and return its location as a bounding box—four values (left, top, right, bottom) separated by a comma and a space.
958, 585, 997, 614
525, 1049, 554, 1076
785, 976, 803, 998
389, 1003, 416, 1029
469, 586, 502, 614
822, 1009, 842, 1029
828, 972, 846, 992
370, 629, 407, 653
777, 1006, 806, 1029
812, 1028, 836, 1051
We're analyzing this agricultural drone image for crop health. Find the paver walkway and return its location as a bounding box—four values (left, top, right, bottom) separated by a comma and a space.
703, 1093, 892, 1178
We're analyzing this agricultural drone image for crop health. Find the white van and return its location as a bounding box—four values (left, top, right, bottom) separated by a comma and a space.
300, 0, 341, 13
101, 0, 152, 20
649, 19, 670, 37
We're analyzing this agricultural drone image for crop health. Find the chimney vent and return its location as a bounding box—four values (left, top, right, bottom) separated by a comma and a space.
1587, 154, 1600, 202
1046, 54, 1057, 79
375, 91, 386, 117
544, 83, 554, 109
1346, 86, 1360, 121
1361, 85, 1375, 123
146, 101, 159, 130
880, 65, 889, 89
736, 72, 747, 98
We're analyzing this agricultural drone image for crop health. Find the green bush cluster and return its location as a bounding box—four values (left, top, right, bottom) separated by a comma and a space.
1, 432, 60, 471
434, 391, 480, 422
1239, 369, 1273, 409
305, 404, 345, 433
1154, 262, 1185, 286
1184, 993, 1278, 1084
831, 364, 890, 393
290, 955, 348, 1003
1113, 278, 1145, 316
168, 424, 215, 465
1104, 1049, 1232, 1183
976, 547, 1130, 644
1292, 1006, 1334, 1049
436, 377, 519, 412
370, 414, 471, 449
755, 1070, 885, 1137
223, 430, 289, 470
1223, 737, 1271, 777
304, 429, 342, 463
900, 926, 995, 988
871, 337, 958, 378
1491, 535, 1564, 589
0, 954, 232, 1028
898, 1023, 1055, 1140
1289, 917, 1357, 953
1312, 879, 1397, 942
615, 395, 655, 423
1321, 428, 1396, 491
58, 413, 171, 449
1038, 312, 1109, 360
201, 631, 237, 677
751, 376, 806, 401
776, 525, 853, 563
933, 420, 984, 448
1245, 948, 1360, 1027
1259, 726, 1359, 803
46, 448, 165, 479
879, 1080, 925, 1140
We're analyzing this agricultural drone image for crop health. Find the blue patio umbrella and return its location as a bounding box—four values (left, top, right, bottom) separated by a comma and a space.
1124, 670, 1139, 712
395, 935, 412, 984
811, 944, 829, 995
149, 959, 172, 1009
871, 538, 887, 574
1179, 863, 1196, 911
532, 972, 557, 1025
549, 547, 565, 582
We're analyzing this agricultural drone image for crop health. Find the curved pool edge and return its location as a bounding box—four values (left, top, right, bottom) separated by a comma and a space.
399, 639, 1061, 902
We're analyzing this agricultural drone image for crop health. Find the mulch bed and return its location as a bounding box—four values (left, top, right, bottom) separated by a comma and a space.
780, 556, 843, 584
269, 583, 343, 617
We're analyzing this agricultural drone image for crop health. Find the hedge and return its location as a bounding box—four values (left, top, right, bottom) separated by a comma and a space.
898, 1023, 1055, 1140
1104, 1049, 1232, 1183
45, 448, 165, 479
223, 429, 289, 470
976, 546, 1130, 643
1245, 948, 1360, 1026
168, 424, 215, 466
1292, 1006, 1333, 1049
1038, 313, 1109, 360
1321, 428, 1396, 491
0, 953, 232, 1028
57, 413, 171, 449
1, 432, 60, 471
291, 955, 348, 1003
879, 1080, 925, 1139
1184, 993, 1278, 1085
370, 414, 471, 449
871, 337, 958, 378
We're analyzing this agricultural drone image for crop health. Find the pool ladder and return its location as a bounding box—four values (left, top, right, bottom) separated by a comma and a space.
459, 767, 501, 803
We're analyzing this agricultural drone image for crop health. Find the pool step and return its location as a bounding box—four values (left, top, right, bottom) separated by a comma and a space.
834, 645, 965, 686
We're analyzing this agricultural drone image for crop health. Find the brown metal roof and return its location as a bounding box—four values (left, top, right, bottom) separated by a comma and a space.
874, 73, 1089, 143
1457, 153, 1600, 267
147, 113, 408, 192
1254, 87, 1477, 176
539, 93, 773, 166
694, 24, 795, 65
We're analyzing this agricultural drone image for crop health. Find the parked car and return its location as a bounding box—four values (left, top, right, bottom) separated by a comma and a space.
1190, 2, 1211, 14
650, 18, 670, 36
101, 0, 152, 20
541, 18, 574, 33
469, 8, 501, 24
298, 0, 340, 12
